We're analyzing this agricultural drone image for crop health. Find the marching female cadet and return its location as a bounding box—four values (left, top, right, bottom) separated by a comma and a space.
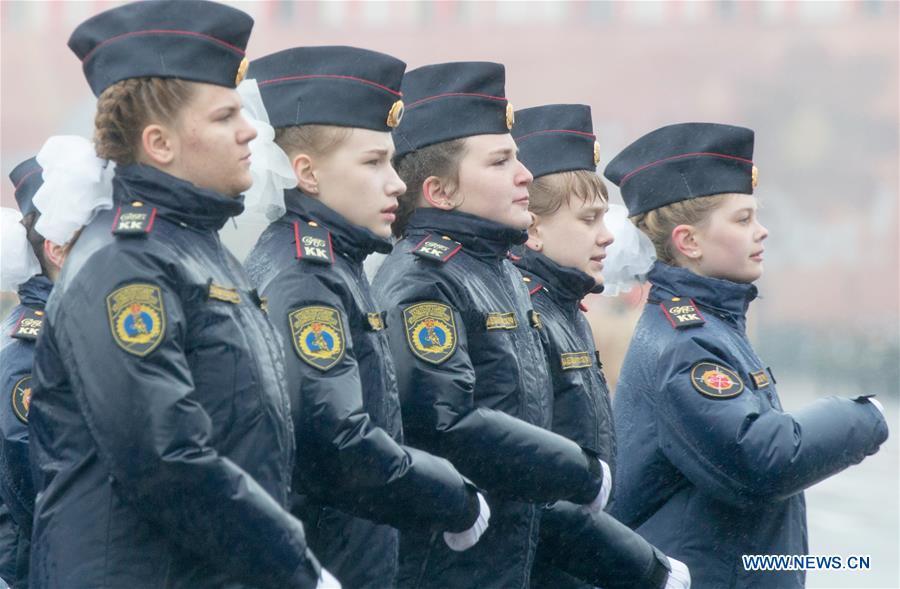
605, 122, 889, 588
511, 104, 690, 589
0, 157, 52, 588
243, 46, 490, 589
28, 2, 329, 587
372, 63, 611, 589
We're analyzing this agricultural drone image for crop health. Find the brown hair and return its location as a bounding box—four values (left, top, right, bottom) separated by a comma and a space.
94, 77, 197, 165
391, 139, 467, 237
20, 213, 81, 277
273, 124, 353, 159
528, 169, 609, 218
629, 194, 731, 265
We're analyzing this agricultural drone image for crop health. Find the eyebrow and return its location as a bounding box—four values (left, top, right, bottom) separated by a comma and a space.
363, 148, 391, 157
210, 104, 239, 117
488, 147, 516, 157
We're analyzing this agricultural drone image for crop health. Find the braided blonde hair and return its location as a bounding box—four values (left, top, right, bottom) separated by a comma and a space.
93, 77, 196, 165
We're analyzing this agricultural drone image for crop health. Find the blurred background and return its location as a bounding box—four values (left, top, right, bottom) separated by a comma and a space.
2, 1, 897, 587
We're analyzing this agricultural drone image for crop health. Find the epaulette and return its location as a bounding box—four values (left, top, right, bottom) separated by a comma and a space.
112, 201, 157, 237
521, 275, 544, 296
294, 220, 334, 265
412, 234, 462, 263
10, 308, 44, 340
659, 297, 705, 329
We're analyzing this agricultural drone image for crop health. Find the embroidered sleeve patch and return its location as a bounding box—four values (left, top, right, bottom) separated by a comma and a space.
11, 375, 32, 424
690, 361, 744, 399
485, 312, 518, 331
403, 302, 458, 364
561, 352, 593, 370
749, 369, 771, 389
106, 284, 166, 357
412, 234, 462, 263
294, 221, 335, 265
661, 298, 705, 329
10, 308, 44, 340
289, 306, 346, 371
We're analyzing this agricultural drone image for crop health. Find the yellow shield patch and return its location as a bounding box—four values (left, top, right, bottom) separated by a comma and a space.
403, 302, 458, 365
106, 284, 166, 357
289, 306, 346, 371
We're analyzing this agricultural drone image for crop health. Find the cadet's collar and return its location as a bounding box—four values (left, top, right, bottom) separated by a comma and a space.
284, 189, 392, 263
114, 164, 245, 231
513, 247, 600, 306
648, 261, 758, 319
406, 208, 527, 260
17, 274, 52, 308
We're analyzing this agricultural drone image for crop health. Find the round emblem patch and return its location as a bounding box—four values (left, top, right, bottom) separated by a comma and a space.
690, 361, 744, 399
11, 376, 32, 424
106, 284, 166, 357
289, 306, 346, 371
403, 302, 458, 365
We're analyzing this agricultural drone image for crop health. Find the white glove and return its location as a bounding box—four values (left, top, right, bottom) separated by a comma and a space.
665, 557, 691, 589
868, 397, 886, 419
316, 567, 342, 589
443, 492, 491, 551
584, 459, 612, 513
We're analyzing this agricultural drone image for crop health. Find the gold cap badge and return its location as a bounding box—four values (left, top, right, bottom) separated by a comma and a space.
506, 103, 515, 130
593, 141, 601, 166
751, 165, 759, 189
235, 57, 249, 86
387, 100, 405, 128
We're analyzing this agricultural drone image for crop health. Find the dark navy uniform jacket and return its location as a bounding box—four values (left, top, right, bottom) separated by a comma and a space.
515, 250, 670, 589
0, 275, 51, 587
30, 165, 320, 589
245, 191, 480, 589
611, 262, 889, 589
373, 209, 605, 589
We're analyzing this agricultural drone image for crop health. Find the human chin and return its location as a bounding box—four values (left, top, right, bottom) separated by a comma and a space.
504, 207, 531, 230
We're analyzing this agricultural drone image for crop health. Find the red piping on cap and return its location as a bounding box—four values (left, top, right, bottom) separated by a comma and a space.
515, 129, 596, 142
258, 74, 402, 96
82, 29, 246, 63
620, 152, 753, 186
406, 92, 507, 109
13, 169, 41, 192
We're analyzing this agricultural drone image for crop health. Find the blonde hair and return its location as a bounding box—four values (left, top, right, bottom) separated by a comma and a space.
94, 77, 197, 165
629, 194, 731, 265
392, 139, 468, 238
273, 124, 353, 159
529, 169, 608, 217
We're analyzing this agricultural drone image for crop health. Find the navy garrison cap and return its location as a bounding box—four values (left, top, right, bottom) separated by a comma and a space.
514, 104, 599, 179
68, 0, 254, 97
394, 62, 513, 158
9, 157, 43, 218
604, 122, 757, 216
251, 46, 406, 132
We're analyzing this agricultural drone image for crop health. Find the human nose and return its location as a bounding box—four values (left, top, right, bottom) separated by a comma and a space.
386, 164, 407, 197
236, 112, 258, 144
514, 159, 533, 186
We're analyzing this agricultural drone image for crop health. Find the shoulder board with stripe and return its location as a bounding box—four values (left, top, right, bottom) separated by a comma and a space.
660, 297, 705, 329
112, 202, 157, 237
412, 234, 462, 263
294, 221, 334, 265
10, 308, 44, 340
